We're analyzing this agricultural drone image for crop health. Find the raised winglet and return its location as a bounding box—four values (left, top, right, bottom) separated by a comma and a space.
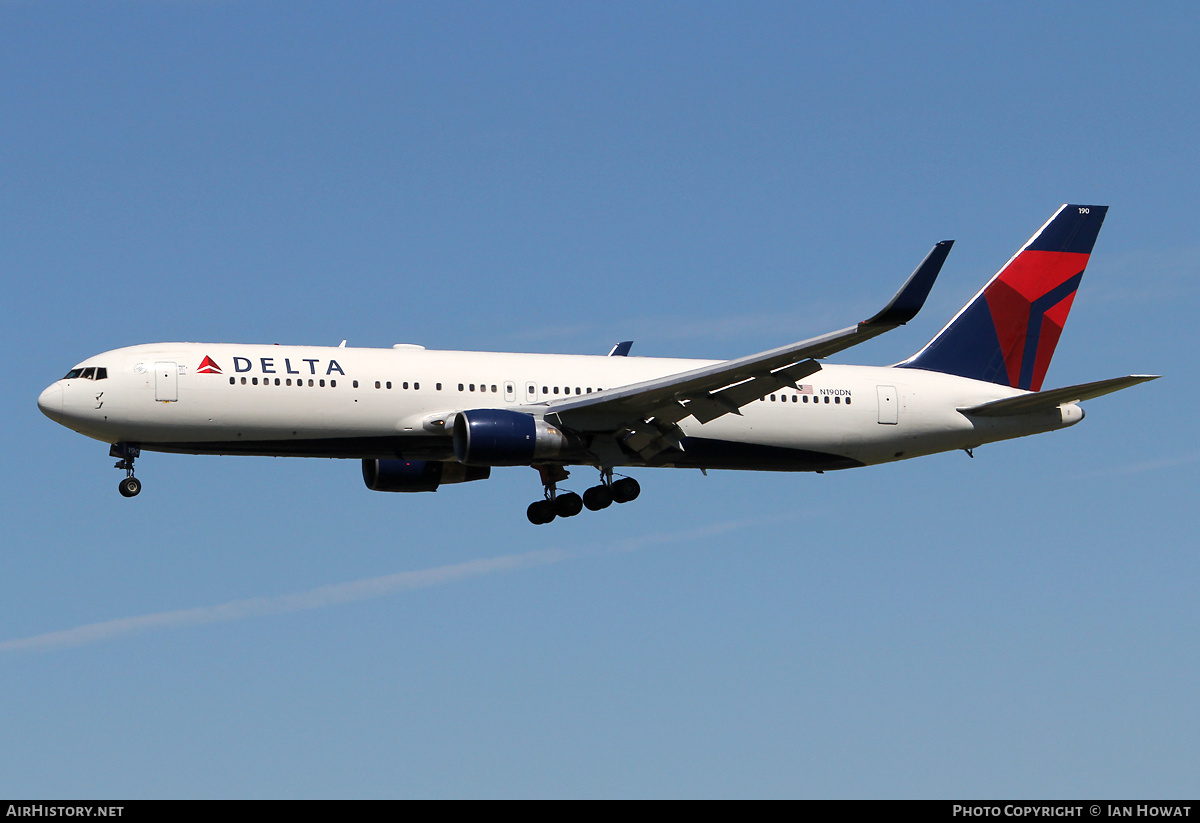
863, 240, 954, 327
607, 341, 633, 357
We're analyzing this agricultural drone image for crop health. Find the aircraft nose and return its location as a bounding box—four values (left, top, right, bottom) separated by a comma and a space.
37, 384, 63, 421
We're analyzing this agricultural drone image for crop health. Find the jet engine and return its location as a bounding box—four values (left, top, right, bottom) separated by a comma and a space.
362, 459, 491, 493
452, 409, 583, 466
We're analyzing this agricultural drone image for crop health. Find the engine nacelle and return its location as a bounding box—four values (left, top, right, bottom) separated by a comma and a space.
362, 459, 491, 493
452, 409, 581, 466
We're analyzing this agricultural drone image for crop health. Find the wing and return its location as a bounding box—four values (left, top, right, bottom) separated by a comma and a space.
545, 241, 953, 455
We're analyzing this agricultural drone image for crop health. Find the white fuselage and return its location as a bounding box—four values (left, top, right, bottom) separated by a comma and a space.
37, 342, 1081, 472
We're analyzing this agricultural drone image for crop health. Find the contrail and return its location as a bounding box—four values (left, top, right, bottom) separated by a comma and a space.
1, 518, 754, 653
1082, 450, 1200, 478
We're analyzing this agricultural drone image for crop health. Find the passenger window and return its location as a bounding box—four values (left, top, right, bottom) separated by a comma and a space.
241, 377, 247, 385
824, 396, 829, 404
403, 382, 409, 389
252, 377, 259, 385
331, 380, 336, 387
835, 396, 840, 404
320, 379, 325, 387
275, 378, 281, 386
229, 377, 235, 385
846, 397, 852, 405
459, 383, 464, 391
414, 382, 420, 390
387, 381, 392, 389
353, 380, 359, 388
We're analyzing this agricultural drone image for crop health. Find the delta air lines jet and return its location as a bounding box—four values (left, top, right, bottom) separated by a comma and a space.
38, 205, 1157, 524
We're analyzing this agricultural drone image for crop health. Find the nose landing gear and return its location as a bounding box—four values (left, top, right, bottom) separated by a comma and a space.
111, 443, 142, 497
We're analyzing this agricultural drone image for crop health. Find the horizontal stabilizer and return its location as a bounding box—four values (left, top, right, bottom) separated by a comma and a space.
958, 375, 1159, 417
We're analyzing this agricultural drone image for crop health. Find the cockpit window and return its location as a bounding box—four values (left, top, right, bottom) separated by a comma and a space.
62, 367, 107, 380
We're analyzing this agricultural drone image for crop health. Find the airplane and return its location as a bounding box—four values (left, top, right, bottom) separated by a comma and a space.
38, 204, 1158, 524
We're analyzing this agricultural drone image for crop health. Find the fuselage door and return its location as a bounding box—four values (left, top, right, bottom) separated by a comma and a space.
155, 362, 178, 402
877, 385, 898, 424
525, 382, 538, 403
504, 381, 516, 402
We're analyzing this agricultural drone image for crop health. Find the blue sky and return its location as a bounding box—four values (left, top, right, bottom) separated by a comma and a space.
1, 2, 1196, 798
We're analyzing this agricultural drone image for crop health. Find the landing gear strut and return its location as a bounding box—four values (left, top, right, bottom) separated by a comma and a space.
527, 466, 640, 525
111, 443, 142, 498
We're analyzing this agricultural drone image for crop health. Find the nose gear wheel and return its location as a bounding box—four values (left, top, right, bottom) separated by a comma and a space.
111, 443, 142, 497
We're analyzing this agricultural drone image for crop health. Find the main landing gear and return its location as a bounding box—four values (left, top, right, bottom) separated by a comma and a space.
111, 443, 142, 498
526, 466, 640, 525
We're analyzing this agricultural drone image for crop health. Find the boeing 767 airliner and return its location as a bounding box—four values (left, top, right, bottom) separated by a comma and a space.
38, 205, 1157, 523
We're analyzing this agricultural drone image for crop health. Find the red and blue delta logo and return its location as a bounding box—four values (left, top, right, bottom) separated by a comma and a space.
197, 355, 222, 374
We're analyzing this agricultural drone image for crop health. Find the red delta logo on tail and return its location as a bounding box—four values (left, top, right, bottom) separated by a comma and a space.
898, 205, 1107, 392
983, 247, 1087, 392
197, 356, 222, 374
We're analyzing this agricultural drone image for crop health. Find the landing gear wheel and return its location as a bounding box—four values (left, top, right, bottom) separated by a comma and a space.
118, 476, 142, 498
553, 492, 583, 518
527, 500, 556, 525
612, 477, 640, 503
111, 443, 142, 499
583, 485, 614, 511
